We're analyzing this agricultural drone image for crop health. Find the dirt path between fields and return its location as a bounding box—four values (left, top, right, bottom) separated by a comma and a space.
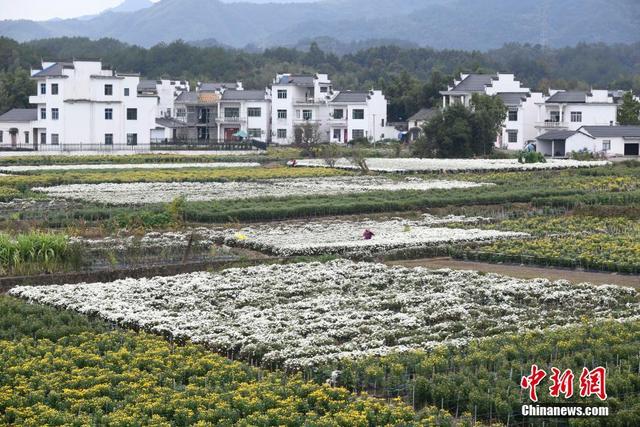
387, 257, 640, 289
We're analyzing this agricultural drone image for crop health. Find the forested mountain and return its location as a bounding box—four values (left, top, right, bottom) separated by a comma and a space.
0, 0, 639, 50
1, 36, 639, 121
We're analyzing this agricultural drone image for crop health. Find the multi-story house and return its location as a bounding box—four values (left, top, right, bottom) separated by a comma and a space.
535, 90, 617, 132
20, 60, 158, 150
440, 73, 542, 150
138, 79, 190, 119
270, 73, 391, 145
217, 89, 271, 142
173, 90, 222, 142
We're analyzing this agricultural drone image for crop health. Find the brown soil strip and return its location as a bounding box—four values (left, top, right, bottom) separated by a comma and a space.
387, 257, 640, 289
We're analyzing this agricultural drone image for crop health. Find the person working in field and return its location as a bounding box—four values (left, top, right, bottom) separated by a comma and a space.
363, 229, 375, 240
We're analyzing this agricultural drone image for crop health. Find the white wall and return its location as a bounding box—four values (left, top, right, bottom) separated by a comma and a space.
0, 122, 34, 146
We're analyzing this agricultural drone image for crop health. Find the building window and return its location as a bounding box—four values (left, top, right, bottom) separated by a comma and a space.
225, 108, 240, 118
124, 88, 130, 97
352, 129, 365, 139
24, 131, 29, 144
40, 83, 46, 95
303, 110, 312, 120
105, 134, 113, 145
248, 108, 261, 117
508, 110, 518, 121
602, 140, 611, 151
320, 86, 328, 93
51, 84, 59, 95
333, 109, 344, 119
105, 84, 113, 96
352, 109, 365, 120
550, 111, 560, 122
127, 108, 137, 120
127, 133, 138, 146
277, 129, 287, 139
333, 129, 341, 140
40, 133, 46, 145
507, 130, 518, 143
105, 108, 113, 120
248, 128, 262, 138
166, 108, 171, 117
51, 134, 59, 145
176, 108, 186, 118
277, 90, 287, 99
0, 131, 2, 143
277, 110, 287, 119
40, 108, 46, 120
571, 111, 582, 122
51, 108, 59, 120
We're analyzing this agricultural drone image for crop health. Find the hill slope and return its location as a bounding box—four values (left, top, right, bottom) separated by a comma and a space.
1, 0, 638, 50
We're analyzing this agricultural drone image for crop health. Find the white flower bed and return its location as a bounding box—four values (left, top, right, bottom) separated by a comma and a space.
0, 163, 260, 173
11, 260, 639, 369
34, 176, 487, 205
295, 158, 609, 173
220, 216, 520, 257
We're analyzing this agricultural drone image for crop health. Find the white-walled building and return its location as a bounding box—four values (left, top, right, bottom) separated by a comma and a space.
536, 90, 618, 132
537, 126, 640, 157
440, 73, 543, 150
0, 109, 38, 148
218, 89, 271, 141
270, 73, 391, 145
22, 60, 158, 151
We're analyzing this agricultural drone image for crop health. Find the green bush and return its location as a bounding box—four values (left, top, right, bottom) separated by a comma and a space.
517, 150, 546, 164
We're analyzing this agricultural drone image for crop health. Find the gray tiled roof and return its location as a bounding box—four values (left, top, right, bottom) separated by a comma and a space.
546, 91, 587, 103
199, 82, 236, 92
32, 62, 73, 78
581, 126, 640, 138
497, 92, 529, 106
277, 75, 315, 86
451, 74, 495, 93
536, 130, 580, 141
221, 90, 266, 101
155, 117, 188, 128
137, 80, 158, 92
0, 108, 37, 122
175, 91, 199, 104
332, 92, 369, 103
408, 107, 439, 122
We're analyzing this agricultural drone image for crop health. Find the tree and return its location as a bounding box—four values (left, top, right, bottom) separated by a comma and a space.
413, 95, 506, 158
294, 122, 322, 157
470, 93, 508, 156
617, 92, 640, 125
0, 68, 35, 114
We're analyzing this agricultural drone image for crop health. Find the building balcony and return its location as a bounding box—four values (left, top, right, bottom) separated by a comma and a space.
218, 116, 247, 124
328, 117, 347, 127
294, 98, 326, 105
29, 95, 46, 104
535, 121, 569, 129
293, 118, 321, 124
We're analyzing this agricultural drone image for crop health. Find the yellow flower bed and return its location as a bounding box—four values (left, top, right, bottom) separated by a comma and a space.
0, 331, 419, 426
0, 167, 350, 189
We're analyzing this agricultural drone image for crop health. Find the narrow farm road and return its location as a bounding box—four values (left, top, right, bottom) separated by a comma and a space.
388, 257, 640, 289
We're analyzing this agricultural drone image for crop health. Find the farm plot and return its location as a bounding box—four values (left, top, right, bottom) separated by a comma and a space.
12, 260, 640, 369
34, 176, 487, 205
295, 158, 609, 173
219, 216, 524, 257
0, 162, 260, 173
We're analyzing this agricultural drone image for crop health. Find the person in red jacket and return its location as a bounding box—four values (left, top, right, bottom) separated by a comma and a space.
363, 229, 375, 240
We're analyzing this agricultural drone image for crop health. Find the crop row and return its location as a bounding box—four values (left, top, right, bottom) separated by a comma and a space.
0, 295, 452, 427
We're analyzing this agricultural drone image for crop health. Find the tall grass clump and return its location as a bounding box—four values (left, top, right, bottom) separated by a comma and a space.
0, 232, 80, 275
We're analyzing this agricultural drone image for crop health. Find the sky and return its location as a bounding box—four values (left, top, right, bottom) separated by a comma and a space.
0, 0, 317, 21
